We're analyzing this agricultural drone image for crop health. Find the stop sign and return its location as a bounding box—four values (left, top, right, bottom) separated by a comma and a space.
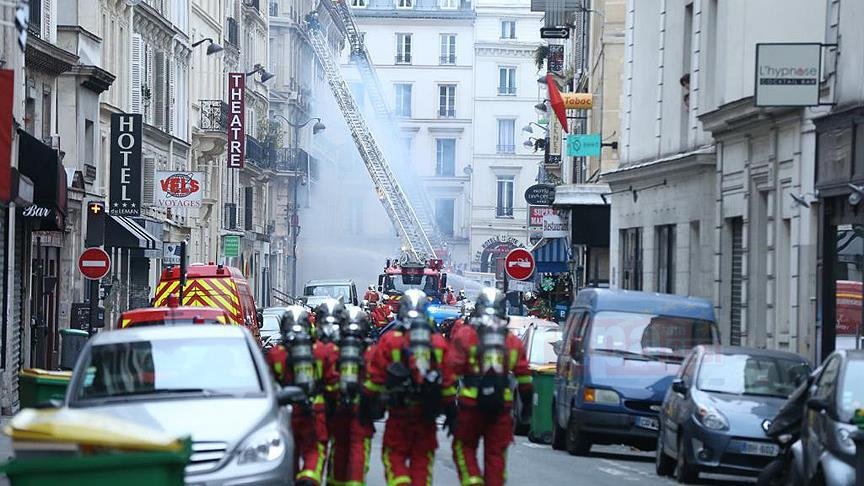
505, 248, 535, 281
78, 248, 111, 280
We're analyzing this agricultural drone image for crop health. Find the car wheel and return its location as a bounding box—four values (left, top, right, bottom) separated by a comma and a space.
655, 424, 675, 477
565, 411, 591, 456
676, 434, 699, 484
551, 399, 566, 451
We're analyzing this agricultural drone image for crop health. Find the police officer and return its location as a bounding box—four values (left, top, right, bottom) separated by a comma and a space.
362, 289, 456, 486
328, 306, 376, 485
265, 306, 337, 486
447, 288, 533, 486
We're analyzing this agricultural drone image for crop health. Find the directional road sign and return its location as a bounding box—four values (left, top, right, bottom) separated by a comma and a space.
540, 27, 570, 39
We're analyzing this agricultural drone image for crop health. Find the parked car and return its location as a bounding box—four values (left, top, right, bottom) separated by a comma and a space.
792, 349, 864, 486
514, 321, 562, 435
303, 279, 359, 307
553, 288, 720, 455
261, 307, 290, 349
655, 346, 811, 483
507, 315, 557, 339
63, 325, 304, 484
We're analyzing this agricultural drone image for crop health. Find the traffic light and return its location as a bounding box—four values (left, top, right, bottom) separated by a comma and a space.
85, 201, 106, 247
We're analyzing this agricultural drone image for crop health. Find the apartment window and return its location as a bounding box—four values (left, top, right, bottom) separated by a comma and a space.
500, 20, 516, 39
435, 199, 455, 237
496, 119, 515, 154
440, 34, 456, 64
269, 0, 278, 15
438, 84, 456, 117
394, 83, 412, 117
496, 177, 514, 217
397, 0, 413, 8
84, 120, 94, 163
620, 228, 643, 290
440, 0, 458, 7
498, 66, 516, 95
396, 34, 411, 64
656, 224, 676, 294
435, 139, 456, 176
351, 0, 367, 6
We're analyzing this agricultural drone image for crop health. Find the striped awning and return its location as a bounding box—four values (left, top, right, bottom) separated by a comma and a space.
106, 215, 159, 250
532, 238, 571, 273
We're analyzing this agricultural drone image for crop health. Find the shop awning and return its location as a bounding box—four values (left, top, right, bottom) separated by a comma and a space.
554, 184, 611, 247
17, 129, 67, 231
106, 215, 159, 249
532, 238, 571, 274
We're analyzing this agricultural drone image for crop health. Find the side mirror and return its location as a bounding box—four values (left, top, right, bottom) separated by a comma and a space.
277, 386, 307, 407
806, 397, 835, 417
256, 309, 264, 329
551, 340, 563, 356
671, 378, 688, 395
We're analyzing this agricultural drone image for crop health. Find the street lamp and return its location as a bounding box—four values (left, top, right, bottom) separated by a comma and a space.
849, 183, 864, 206
272, 114, 326, 296
191, 37, 224, 55
246, 63, 275, 83
522, 122, 548, 134
534, 101, 549, 113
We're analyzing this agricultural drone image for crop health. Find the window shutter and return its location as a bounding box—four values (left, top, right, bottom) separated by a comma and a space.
166, 58, 175, 135
130, 34, 142, 113
142, 157, 155, 205
244, 187, 253, 231
154, 51, 166, 129
43, 0, 52, 41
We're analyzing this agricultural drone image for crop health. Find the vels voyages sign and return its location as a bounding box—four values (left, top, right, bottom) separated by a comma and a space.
109, 113, 143, 216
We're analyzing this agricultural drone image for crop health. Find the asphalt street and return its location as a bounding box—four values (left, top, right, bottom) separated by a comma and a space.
364, 423, 754, 486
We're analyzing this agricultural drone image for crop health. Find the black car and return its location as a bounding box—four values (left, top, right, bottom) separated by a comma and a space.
656, 346, 810, 483
792, 349, 864, 486
261, 307, 290, 349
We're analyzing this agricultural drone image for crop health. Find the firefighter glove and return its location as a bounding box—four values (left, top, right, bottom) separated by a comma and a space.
443, 402, 458, 437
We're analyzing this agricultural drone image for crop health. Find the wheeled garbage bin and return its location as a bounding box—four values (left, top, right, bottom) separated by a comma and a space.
59, 328, 89, 370
17, 369, 72, 408
529, 367, 555, 444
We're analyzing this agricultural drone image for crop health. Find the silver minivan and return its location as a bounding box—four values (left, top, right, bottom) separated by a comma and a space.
64, 325, 303, 485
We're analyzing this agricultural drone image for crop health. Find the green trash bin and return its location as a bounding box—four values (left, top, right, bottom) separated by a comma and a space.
18, 369, 72, 408
529, 369, 555, 444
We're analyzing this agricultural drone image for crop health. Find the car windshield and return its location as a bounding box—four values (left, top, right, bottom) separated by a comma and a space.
588, 311, 718, 358
696, 353, 809, 398
529, 328, 562, 365
261, 315, 281, 332
73, 337, 262, 403
385, 275, 439, 295
305, 285, 351, 300
840, 359, 864, 422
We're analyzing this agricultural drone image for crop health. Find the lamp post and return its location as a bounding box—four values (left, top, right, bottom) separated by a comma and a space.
272, 114, 325, 296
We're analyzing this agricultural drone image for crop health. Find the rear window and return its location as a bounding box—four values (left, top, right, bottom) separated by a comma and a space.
588, 311, 718, 359
529, 328, 562, 365
262, 315, 281, 332
304, 285, 351, 300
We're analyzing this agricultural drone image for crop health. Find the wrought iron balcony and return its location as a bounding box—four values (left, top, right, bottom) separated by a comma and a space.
439, 55, 456, 65
199, 100, 227, 132
245, 135, 271, 169
496, 144, 516, 154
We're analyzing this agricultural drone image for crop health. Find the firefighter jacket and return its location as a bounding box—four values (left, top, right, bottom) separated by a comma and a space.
266, 341, 339, 411
363, 330, 457, 411
447, 324, 532, 410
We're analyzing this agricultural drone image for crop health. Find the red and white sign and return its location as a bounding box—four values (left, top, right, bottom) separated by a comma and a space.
78, 248, 111, 280
227, 73, 245, 169
155, 171, 203, 207
529, 206, 556, 227
505, 248, 535, 281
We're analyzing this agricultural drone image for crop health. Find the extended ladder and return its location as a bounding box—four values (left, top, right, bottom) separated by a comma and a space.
304, 16, 435, 262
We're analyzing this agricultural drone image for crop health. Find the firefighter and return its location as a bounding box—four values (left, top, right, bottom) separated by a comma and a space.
315, 299, 347, 416
265, 305, 336, 486
447, 288, 533, 486
328, 306, 376, 485
443, 287, 458, 305
361, 289, 457, 486
364, 284, 380, 304
370, 301, 392, 329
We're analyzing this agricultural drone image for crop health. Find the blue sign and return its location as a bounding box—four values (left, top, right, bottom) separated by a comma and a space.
566, 133, 602, 157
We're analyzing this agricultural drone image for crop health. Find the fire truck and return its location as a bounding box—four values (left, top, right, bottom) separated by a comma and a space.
377, 258, 448, 307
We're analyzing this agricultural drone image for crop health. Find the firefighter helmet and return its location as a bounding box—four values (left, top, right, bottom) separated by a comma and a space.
343, 306, 371, 337
315, 298, 348, 342
397, 288, 429, 321
471, 287, 508, 320
279, 305, 314, 339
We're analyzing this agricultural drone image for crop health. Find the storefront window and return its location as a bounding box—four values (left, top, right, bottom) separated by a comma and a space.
834, 224, 864, 351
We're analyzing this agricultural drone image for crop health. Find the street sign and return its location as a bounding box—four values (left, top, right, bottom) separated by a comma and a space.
505, 248, 535, 281
566, 133, 602, 157
543, 212, 569, 238
85, 201, 106, 247
754, 43, 821, 107
78, 248, 111, 280
524, 184, 556, 206
223, 235, 240, 257
540, 27, 569, 39
562, 93, 593, 110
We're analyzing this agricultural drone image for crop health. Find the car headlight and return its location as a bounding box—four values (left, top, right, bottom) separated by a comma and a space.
583, 388, 621, 405
695, 405, 729, 431
236, 423, 286, 465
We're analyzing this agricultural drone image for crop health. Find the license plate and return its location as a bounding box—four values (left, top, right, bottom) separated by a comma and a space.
634, 416, 659, 430
737, 441, 779, 457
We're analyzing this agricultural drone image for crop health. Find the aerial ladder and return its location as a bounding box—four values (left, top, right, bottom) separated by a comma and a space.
322, 2, 447, 255
303, 14, 436, 263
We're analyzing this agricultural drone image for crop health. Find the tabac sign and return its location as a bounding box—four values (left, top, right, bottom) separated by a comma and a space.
109, 113, 142, 216
227, 73, 245, 169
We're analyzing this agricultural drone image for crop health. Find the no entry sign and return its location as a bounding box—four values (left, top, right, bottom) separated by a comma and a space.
78, 248, 111, 280
505, 248, 535, 281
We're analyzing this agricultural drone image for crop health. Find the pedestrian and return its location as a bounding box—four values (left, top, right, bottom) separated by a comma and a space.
447, 288, 533, 486
265, 305, 337, 486
327, 306, 376, 485
361, 289, 457, 486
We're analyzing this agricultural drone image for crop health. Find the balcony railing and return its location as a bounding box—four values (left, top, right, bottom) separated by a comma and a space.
496, 206, 514, 218
395, 54, 411, 64
497, 86, 516, 95
439, 55, 456, 65
496, 144, 515, 154
246, 135, 270, 169
438, 107, 455, 118
226, 18, 239, 47
199, 100, 227, 132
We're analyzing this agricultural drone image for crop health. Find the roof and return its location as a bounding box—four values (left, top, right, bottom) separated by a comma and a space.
92, 325, 247, 345
700, 345, 809, 362
120, 307, 229, 321
571, 288, 715, 322
161, 263, 245, 280
304, 279, 355, 286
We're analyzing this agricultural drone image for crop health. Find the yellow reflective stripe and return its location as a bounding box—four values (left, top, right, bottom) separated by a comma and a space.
364, 379, 384, 393
121, 319, 132, 328
509, 349, 518, 370
434, 348, 443, 364
364, 437, 371, 475
296, 442, 326, 483
504, 388, 513, 401
391, 349, 401, 363
463, 477, 484, 485
454, 440, 472, 484
325, 383, 338, 392
312, 395, 325, 405
427, 451, 434, 486
442, 385, 457, 397
207, 278, 240, 305
516, 375, 532, 384
273, 362, 284, 381
316, 360, 323, 380
460, 387, 478, 399
153, 281, 178, 305
383, 447, 412, 486
390, 477, 411, 486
